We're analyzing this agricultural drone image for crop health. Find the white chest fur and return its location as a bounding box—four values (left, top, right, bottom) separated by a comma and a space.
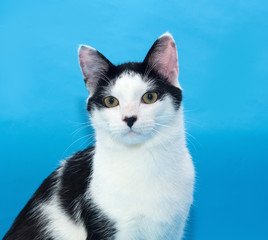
90, 121, 195, 240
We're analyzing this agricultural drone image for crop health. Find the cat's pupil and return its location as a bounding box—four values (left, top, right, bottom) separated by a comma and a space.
147, 94, 153, 100
109, 98, 114, 105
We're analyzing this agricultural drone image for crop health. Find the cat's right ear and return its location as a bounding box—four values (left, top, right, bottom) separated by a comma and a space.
78, 45, 111, 94
143, 33, 180, 88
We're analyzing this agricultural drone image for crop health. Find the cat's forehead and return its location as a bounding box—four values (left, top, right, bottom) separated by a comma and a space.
111, 71, 149, 100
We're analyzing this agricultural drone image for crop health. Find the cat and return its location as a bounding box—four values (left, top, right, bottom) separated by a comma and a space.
3, 33, 195, 240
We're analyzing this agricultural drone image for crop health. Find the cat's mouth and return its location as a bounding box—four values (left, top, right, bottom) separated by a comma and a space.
118, 128, 149, 145
124, 129, 140, 136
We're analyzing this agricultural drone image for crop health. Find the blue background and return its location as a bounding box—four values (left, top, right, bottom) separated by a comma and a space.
1, 0, 267, 239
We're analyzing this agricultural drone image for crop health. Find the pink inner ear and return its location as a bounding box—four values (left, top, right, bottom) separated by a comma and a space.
161, 41, 179, 82
149, 35, 179, 85
78, 45, 109, 94
79, 46, 96, 79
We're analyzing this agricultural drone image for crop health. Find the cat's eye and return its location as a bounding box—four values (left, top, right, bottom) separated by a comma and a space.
103, 96, 119, 108
142, 92, 158, 104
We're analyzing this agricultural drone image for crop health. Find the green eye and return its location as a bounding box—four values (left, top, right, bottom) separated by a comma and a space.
103, 96, 119, 108
142, 92, 158, 104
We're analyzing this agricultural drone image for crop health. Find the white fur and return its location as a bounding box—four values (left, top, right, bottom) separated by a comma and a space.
89, 72, 195, 240
40, 198, 87, 240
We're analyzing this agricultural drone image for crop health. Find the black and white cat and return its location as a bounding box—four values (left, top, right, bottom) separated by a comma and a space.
3, 33, 195, 240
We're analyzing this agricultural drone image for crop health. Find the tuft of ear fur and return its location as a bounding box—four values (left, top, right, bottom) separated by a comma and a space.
144, 33, 180, 87
78, 45, 111, 94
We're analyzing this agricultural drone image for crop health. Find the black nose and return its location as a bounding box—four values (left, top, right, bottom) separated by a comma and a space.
123, 116, 137, 128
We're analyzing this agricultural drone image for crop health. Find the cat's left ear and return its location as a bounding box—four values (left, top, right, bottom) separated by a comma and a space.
78, 45, 111, 94
143, 33, 180, 88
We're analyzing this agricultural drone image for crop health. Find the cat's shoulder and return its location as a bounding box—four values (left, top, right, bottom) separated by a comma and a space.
58, 146, 95, 215
59, 145, 95, 193
61, 145, 95, 173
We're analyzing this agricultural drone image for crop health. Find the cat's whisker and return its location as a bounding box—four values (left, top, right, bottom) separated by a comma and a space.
184, 131, 199, 143
185, 136, 198, 155
72, 124, 92, 136
154, 122, 200, 151
89, 122, 107, 129
150, 130, 170, 152
154, 122, 172, 128
79, 134, 96, 149
185, 131, 201, 149
69, 120, 91, 126
184, 119, 202, 127
154, 122, 181, 131
151, 128, 174, 147
63, 134, 95, 156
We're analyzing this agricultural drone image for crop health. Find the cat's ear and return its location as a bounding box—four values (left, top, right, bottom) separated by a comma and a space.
78, 45, 111, 94
143, 33, 180, 87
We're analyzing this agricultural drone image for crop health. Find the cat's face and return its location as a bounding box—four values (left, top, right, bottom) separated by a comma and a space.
79, 33, 182, 146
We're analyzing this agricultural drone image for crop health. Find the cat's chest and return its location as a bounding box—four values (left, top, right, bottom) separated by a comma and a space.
89, 146, 193, 226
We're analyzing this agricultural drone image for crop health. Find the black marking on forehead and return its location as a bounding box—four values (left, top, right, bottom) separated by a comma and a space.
145, 78, 182, 110
87, 62, 182, 113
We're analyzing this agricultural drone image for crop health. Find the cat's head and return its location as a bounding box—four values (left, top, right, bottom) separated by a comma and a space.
78, 33, 183, 146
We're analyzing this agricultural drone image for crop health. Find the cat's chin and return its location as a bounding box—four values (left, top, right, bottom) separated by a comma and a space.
114, 130, 151, 146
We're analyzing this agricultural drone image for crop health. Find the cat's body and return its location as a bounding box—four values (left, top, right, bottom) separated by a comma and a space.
4, 33, 195, 240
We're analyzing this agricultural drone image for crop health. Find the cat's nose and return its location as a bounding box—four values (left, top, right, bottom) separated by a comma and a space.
123, 116, 137, 128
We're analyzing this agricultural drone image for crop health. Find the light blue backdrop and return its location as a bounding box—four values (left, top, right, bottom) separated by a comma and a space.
1, 0, 267, 239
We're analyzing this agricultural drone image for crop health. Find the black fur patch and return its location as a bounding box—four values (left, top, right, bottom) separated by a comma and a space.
59, 148, 93, 219
59, 146, 116, 239
87, 61, 182, 113
3, 171, 58, 240
4, 147, 117, 240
